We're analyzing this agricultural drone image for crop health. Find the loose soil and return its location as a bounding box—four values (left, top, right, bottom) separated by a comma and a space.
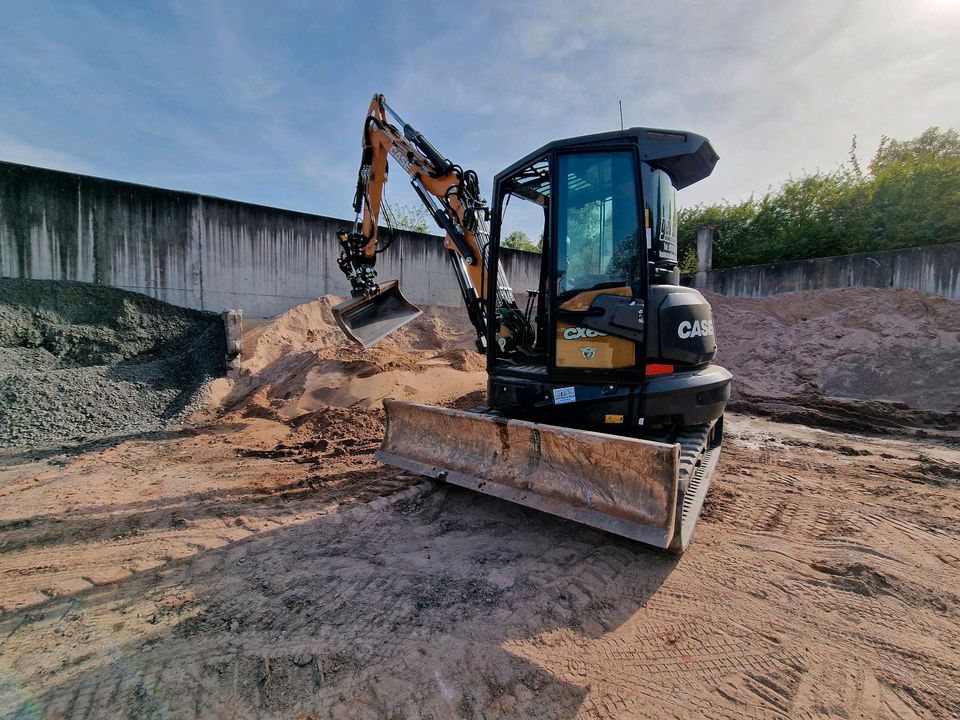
212, 295, 482, 423
0, 414, 957, 719
0, 286, 958, 719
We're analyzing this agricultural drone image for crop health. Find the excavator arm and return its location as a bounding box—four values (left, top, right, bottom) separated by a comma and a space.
334, 94, 510, 348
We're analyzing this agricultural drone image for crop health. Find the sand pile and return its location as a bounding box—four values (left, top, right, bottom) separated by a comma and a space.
211, 286, 958, 437
708, 288, 960, 427
214, 296, 484, 427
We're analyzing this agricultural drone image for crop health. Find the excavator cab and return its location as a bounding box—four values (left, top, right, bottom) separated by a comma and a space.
484, 128, 730, 433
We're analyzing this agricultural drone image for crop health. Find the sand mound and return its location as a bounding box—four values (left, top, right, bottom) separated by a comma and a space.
217, 296, 484, 426
708, 288, 960, 423
209, 286, 958, 438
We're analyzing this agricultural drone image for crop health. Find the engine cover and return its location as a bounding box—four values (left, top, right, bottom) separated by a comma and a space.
649, 286, 718, 366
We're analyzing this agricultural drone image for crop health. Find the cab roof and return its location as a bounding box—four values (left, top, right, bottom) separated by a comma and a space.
494, 127, 719, 191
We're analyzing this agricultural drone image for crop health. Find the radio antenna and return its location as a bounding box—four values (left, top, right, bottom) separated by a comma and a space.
619, 99, 624, 131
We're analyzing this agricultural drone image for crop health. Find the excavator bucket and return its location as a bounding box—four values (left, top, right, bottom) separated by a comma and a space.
333, 280, 422, 348
376, 399, 705, 549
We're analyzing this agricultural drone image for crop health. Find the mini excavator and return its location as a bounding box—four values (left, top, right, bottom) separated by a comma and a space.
334, 94, 731, 551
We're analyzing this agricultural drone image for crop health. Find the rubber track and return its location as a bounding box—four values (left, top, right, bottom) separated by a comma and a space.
644, 422, 719, 551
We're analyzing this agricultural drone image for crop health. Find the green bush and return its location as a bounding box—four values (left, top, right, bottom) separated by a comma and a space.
502, 230, 543, 253
678, 127, 960, 269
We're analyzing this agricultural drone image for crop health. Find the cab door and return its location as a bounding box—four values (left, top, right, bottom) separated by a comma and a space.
552, 149, 645, 372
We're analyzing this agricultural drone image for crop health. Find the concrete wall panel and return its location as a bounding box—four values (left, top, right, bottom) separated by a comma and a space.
0, 163, 84, 281
0, 161, 543, 317
79, 177, 198, 308
697, 243, 960, 301
5, 163, 956, 319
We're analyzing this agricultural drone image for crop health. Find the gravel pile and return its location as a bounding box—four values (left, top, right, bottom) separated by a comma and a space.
0, 278, 225, 450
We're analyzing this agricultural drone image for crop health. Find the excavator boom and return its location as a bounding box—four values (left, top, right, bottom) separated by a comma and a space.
332, 94, 500, 349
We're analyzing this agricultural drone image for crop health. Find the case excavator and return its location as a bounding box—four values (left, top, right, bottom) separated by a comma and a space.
333, 94, 731, 551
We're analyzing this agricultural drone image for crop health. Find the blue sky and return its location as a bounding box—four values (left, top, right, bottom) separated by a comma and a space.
1, 0, 958, 225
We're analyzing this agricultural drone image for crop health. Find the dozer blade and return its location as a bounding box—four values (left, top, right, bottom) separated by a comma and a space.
333, 280, 422, 348
377, 399, 690, 549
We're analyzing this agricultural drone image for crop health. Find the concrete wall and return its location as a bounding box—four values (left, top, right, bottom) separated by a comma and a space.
0, 161, 542, 317
693, 242, 960, 301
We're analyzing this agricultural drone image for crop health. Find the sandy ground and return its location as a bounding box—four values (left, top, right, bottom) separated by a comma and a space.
1, 413, 958, 719
1, 290, 959, 719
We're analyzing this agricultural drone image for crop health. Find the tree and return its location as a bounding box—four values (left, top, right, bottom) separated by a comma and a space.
678, 248, 698, 275
866, 127, 960, 250
502, 230, 542, 253
870, 127, 960, 171
678, 199, 756, 269
676, 126, 960, 268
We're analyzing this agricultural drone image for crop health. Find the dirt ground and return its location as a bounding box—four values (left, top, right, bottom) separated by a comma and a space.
1, 290, 959, 719
1, 412, 958, 719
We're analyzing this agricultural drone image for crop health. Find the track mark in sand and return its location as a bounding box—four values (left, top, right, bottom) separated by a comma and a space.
509, 593, 799, 709
884, 513, 953, 541
878, 671, 960, 719
755, 499, 799, 533
808, 561, 896, 599
812, 507, 859, 540
935, 552, 960, 569
699, 484, 740, 525
815, 540, 899, 562
742, 657, 806, 716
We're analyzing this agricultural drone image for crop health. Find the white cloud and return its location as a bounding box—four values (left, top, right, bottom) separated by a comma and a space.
383, 0, 959, 209
0, 0, 957, 217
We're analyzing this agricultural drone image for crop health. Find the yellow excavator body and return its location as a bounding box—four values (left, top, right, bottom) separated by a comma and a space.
331, 94, 731, 551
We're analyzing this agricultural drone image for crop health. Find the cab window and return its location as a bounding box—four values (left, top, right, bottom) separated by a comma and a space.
556, 151, 641, 301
